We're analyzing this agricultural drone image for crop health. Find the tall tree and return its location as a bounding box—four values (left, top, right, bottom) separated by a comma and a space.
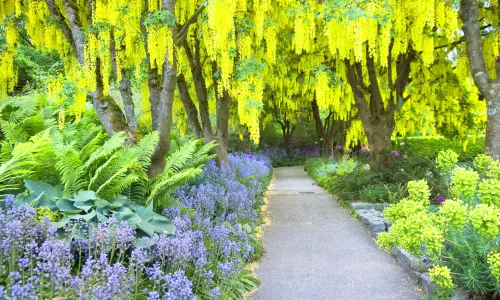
459, 0, 500, 160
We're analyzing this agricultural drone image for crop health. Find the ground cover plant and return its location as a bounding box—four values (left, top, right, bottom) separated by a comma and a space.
378, 150, 500, 298
0, 152, 272, 299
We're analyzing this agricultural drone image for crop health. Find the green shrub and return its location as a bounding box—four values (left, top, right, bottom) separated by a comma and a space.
393, 136, 484, 161
306, 155, 447, 204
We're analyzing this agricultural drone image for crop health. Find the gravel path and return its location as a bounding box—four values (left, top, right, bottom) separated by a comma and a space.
250, 166, 422, 300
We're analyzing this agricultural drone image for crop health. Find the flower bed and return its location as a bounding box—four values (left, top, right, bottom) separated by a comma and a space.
0, 153, 272, 299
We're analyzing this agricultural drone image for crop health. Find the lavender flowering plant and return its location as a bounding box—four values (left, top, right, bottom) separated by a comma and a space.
0, 153, 272, 299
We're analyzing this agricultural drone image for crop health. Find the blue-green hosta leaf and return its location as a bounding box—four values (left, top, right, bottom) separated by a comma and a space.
137, 220, 155, 236
108, 200, 123, 209
69, 210, 97, 221
74, 190, 99, 202
136, 202, 153, 221
150, 219, 175, 235
133, 233, 159, 249
52, 216, 69, 228
38, 194, 58, 210
96, 212, 108, 222
24, 180, 62, 198
115, 207, 142, 226
74, 201, 93, 212
95, 199, 110, 208
56, 199, 81, 214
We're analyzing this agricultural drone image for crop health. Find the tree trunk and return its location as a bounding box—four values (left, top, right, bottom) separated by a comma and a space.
212, 62, 231, 165
177, 74, 203, 138
460, 0, 500, 160
363, 119, 394, 167
118, 71, 138, 131
93, 61, 136, 144
485, 97, 500, 159
311, 98, 335, 155
148, 0, 177, 177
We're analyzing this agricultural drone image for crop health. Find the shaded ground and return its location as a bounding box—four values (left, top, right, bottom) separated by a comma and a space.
251, 166, 422, 300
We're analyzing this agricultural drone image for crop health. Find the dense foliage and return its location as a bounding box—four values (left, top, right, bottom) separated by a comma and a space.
378, 151, 500, 298
0, 153, 272, 299
306, 148, 447, 204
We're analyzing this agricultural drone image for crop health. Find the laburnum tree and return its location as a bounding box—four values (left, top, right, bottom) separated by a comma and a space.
0, 0, 496, 168
0, 0, 275, 172
265, 0, 486, 165
459, 0, 500, 160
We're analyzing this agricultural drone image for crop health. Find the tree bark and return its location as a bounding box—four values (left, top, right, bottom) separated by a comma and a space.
460, 0, 500, 160
345, 58, 395, 167
212, 61, 230, 165
46, 0, 135, 145
110, 30, 138, 132
93, 61, 136, 144
177, 74, 203, 138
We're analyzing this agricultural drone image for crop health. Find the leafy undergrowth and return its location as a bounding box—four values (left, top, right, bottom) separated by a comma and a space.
0, 153, 272, 299
305, 152, 448, 204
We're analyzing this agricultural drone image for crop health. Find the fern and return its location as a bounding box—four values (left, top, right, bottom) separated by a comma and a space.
134, 132, 160, 168
1, 121, 30, 144
163, 139, 198, 175
0, 130, 50, 192
55, 144, 87, 196
85, 132, 126, 170
147, 167, 203, 205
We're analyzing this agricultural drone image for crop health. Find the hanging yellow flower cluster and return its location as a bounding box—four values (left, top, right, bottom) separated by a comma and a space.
292, 2, 316, 54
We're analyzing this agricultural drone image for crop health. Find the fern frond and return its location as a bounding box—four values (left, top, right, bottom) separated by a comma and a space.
163, 139, 198, 175
80, 132, 106, 162
0, 130, 50, 192
134, 132, 160, 168
147, 167, 202, 205
84, 132, 126, 169
55, 144, 87, 196
1, 121, 30, 144
96, 168, 139, 199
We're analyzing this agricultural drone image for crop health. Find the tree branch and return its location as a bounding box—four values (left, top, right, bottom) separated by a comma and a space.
61, 0, 85, 65
366, 46, 385, 114
175, 2, 207, 46
460, 0, 493, 92
45, 0, 79, 60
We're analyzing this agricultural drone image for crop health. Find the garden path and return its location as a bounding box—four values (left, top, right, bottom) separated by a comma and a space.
250, 166, 422, 300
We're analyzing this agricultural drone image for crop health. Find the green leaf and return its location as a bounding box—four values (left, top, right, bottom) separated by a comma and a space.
52, 216, 69, 228
95, 199, 110, 208
69, 210, 97, 221
108, 200, 123, 209
38, 194, 57, 210
24, 180, 62, 198
97, 212, 108, 222
74, 190, 98, 202
137, 220, 155, 236
74, 200, 93, 212
56, 199, 81, 213
136, 202, 153, 221
115, 207, 142, 226
150, 219, 175, 235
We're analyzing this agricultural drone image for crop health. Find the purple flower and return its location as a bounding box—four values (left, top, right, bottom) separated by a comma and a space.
362, 143, 366, 148
437, 197, 445, 204
336, 145, 343, 150
392, 150, 399, 156
402, 154, 407, 159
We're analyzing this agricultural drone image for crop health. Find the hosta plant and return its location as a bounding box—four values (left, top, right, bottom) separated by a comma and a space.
15, 180, 175, 237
